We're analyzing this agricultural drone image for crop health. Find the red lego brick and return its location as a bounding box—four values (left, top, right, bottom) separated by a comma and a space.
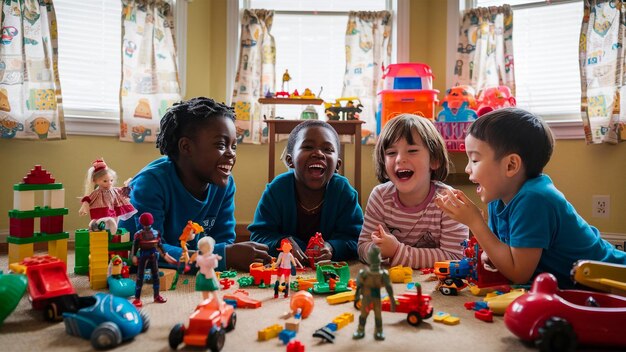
22, 165, 55, 184
9, 217, 35, 238
40, 215, 64, 234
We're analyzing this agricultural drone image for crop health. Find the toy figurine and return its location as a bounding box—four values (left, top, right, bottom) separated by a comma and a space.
108, 255, 125, 279
304, 232, 325, 269
79, 158, 137, 235
437, 86, 478, 122
282, 69, 291, 92
353, 245, 396, 341
170, 221, 204, 290
273, 239, 302, 298
192, 236, 222, 302
131, 212, 176, 307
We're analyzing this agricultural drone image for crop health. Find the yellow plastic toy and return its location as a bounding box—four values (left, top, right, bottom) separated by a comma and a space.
389, 265, 413, 283
482, 289, 527, 315
571, 260, 626, 296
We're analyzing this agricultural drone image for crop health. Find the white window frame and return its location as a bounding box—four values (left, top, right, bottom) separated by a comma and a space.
447, 0, 584, 139
64, 0, 188, 137
225, 0, 409, 107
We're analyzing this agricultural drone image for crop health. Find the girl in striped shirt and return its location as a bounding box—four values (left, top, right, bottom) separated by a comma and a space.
358, 114, 468, 268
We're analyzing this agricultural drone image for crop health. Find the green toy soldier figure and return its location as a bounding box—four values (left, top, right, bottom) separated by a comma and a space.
353, 245, 396, 340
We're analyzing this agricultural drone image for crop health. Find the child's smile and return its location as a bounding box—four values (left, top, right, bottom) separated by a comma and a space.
290, 126, 340, 191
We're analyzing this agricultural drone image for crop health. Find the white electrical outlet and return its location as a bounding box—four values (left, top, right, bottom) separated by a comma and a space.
592, 195, 610, 218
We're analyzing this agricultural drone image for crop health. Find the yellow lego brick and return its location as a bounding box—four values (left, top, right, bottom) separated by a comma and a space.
48, 239, 68, 264
90, 280, 107, 290
443, 316, 460, 325
258, 324, 282, 341
285, 318, 300, 332
433, 311, 450, 323
326, 290, 355, 305
389, 265, 413, 283
8, 243, 34, 268
9, 262, 27, 274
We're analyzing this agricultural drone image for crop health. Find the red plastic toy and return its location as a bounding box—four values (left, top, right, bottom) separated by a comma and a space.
476, 86, 516, 117
381, 282, 433, 326
304, 232, 324, 269
505, 273, 626, 351
249, 262, 278, 286
223, 289, 262, 309
169, 296, 236, 352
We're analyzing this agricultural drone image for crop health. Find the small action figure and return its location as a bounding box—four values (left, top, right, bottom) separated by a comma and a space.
170, 221, 204, 290
282, 69, 291, 92
192, 236, 222, 302
108, 255, 125, 279
79, 158, 137, 235
273, 239, 301, 298
353, 245, 396, 340
131, 212, 176, 307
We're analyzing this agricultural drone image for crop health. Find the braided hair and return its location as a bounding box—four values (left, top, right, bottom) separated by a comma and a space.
156, 97, 235, 160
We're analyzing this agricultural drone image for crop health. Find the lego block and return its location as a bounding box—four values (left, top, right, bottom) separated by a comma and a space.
9, 207, 68, 218
21, 165, 55, 184
8, 243, 34, 268
41, 215, 64, 234
286, 340, 305, 352
48, 239, 68, 264
285, 317, 300, 332
332, 312, 354, 330
443, 316, 460, 325
13, 190, 35, 211
433, 311, 450, 323
258, 324, 282, 341
279, 329, 297, 344
75, 229, 90, 246
7, 232, 69, 244
326, 290, 355, 305
44, 188, 65, 209
9, 217, 34, 238
74, 266, 89, 275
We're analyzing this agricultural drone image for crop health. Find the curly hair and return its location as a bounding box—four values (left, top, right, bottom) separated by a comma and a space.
285, 119, 341, 157
156, 97, 235, 160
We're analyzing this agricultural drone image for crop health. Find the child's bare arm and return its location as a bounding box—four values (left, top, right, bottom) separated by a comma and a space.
436, 189, 541, 283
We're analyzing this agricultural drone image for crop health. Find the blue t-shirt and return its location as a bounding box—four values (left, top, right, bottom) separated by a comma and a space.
248, 170, 363, 260
488, 174, 626, 287
119, 157, 236, 270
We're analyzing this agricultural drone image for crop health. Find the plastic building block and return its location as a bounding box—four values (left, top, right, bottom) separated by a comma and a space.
13, 190, 34, 211
443, 316, 460, 325
40, 215, 64, 234
8, 243, 34, 267
483, 289, 527, 315
474, 309, 493, 322
9, 217, 34, 238
312, 326, 335, 343
219, 270, 237, 278
21, 165, 55, 184
220, 278, 235, 289
249, 262, 278, 286
332, 312, 354, 330
43, 188, 64, 209
223, 289, 262, 309
258, 324, 283, 341
286, 339, 305, 352
48, 238, 68, 264
285, 317, 300, 332
433, 311, 450, 323
389, 265, 413, 283
279, 329, 297, 344
326, 290, 355, 305
89, 231, 108, 290
237, 276, 254, 287
9, 207, 68, 219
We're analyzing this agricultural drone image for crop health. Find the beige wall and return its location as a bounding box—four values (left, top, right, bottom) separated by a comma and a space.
0, 0, 624, 239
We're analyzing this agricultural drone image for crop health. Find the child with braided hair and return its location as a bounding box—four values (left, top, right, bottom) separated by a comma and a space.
120, 97, 271, 271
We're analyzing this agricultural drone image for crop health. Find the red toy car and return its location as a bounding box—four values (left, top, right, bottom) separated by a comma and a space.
381, 283, 433, 326
505, 273, 626, 351
169, 297, 236, 352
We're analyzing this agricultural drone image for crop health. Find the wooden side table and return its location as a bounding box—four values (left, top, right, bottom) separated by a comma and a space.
264, 119, 364, 201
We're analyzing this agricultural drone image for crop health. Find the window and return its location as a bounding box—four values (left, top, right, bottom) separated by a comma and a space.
53, 0, 187, 136
469, 0, 584, 123
231, 0, 405, 119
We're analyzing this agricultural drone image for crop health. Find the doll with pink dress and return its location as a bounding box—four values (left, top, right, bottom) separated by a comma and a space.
79, 159, 137, 235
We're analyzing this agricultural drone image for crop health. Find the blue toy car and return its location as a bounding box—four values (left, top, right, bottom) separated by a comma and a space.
63, 292, 149, 349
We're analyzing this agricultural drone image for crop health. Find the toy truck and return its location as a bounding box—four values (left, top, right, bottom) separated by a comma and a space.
381, 283, 433, 326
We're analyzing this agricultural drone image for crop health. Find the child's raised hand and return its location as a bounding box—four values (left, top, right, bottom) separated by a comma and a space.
371, 224, 399, 259
78, 202, 89, 216
435, 189, 482, 228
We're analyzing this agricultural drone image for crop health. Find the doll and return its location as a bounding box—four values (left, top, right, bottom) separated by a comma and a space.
273, 239, 302, 298
79, 158, 137, 235
192, 236, 222, 302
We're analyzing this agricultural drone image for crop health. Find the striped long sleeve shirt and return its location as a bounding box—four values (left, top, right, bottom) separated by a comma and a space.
358, 181, 469, 269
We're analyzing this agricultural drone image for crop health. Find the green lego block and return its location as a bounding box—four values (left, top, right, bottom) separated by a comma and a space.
8, 207, 68, 219
74, 266, 89, 275
13, 183, 63, 191
7, 232, 69, 244
75, 229, 90, 246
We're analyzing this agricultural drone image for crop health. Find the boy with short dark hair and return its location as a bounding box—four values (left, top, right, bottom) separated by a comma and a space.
120, 97, 271, 271
436, 108, 626, 287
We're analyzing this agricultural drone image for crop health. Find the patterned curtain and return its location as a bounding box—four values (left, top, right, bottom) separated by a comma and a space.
0, 0, 65, 140
453, 5, 515, 96
341, 11, 391, 144
580, 0, 625, 144
119, 0, 181, 143
232, 9, 275, 144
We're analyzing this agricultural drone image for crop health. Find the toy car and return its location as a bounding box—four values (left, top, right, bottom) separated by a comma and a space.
381, 283, 433, 326
169, 296, 236, 352
63, 292, 149, 350
504, 273, 626, 351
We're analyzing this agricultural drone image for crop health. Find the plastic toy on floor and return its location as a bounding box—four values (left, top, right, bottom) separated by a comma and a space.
169, 295, 236, 352
107, 254, 135, 297
0, 271, 27, 325
131, 212, 176, 307
273, 239, 302, 298
192, 236, 223, 302
571, 260, 626, 296
171, 220, 204, 290
381, 282, 433, 327
304, 232, 324, 269
353, 246, 395, 340
79, 159, 137, 235
63, 292, 149, 350
505, 272, 626, 351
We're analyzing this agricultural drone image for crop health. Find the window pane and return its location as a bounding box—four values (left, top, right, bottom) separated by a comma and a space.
55, 0, 121, 114
475, 1, 583, 120
250, 0, 385, 12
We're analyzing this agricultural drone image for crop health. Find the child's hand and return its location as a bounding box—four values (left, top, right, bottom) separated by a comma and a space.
435, 189, 483, 228
371, 224, 399, 259
314, 242, 333, 262
79, 202, 89, 216
287, 236, 309, 265
225, 241, 273, 271
481, 251, 498, 272
163, 252, 178, 265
